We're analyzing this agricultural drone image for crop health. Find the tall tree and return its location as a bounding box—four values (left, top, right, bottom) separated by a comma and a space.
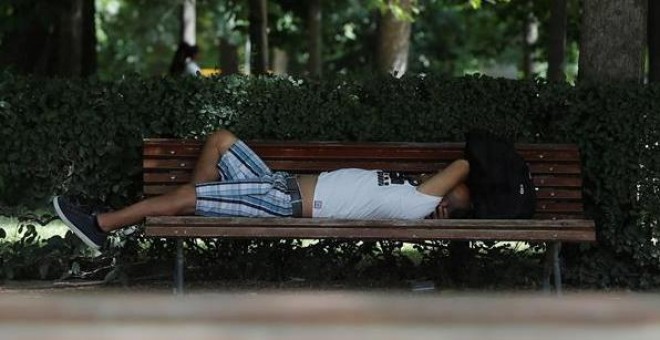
547, 0, 566, 82
521, 4, 538, 80
81, 0, 97, 77
0, 1, 47, 74
272, 48, 288, 74
578, 0, 646, 83
181, 0, 196, 46
376, 0, 413, 77
249, 0, 269, 74
649, 0, 660, 83
307, 0, 322, 77
58, 0, 83, 76
0, 0, 96, 77
219, 38, 240, 75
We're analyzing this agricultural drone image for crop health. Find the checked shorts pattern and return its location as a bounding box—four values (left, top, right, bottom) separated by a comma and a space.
195, 140, 294, 217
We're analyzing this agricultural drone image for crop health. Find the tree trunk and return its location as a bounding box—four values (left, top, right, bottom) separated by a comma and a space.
181, 0, 196, 46
81, 0, 97, 77
0, 1, 91, 76
219, 38, 239, 75
0, 4, 51, 74
272, 48, 288, 75
376, 0, 412, 78
248, 0, 269, 75
649, 0, 660, 83
579, 0, 646, 83
521, 2, 538, 80
307, 0, 322, 77
547, 0, 567, 82
58, 0, 84, 76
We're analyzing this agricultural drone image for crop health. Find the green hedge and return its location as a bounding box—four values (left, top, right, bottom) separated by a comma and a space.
0, 72, 658, 288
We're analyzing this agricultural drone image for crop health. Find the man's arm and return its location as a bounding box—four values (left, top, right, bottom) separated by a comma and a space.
417, 159, 469, 197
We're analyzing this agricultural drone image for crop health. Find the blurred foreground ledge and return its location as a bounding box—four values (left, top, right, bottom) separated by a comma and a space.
0, 292, 659, 339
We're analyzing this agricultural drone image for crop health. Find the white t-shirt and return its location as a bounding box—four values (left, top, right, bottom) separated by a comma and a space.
312, 169, 442, 219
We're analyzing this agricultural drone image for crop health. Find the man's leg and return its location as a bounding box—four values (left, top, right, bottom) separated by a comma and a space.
96, 129, 239, 231
191, 129, 238, 183
53, 129, 243, 249
53, 184, 196, 249
96, 184, 196, 232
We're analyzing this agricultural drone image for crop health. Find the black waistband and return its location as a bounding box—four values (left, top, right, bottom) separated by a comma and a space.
286, 176, 302, 218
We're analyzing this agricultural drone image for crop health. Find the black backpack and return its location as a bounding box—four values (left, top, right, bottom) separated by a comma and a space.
464, 131, 536, 219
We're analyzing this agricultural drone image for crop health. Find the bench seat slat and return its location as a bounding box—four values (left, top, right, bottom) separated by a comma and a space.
145, 216, 596, 241
144, 217, 595, 242
145, 226, 594, 242
145, 216, 594, 228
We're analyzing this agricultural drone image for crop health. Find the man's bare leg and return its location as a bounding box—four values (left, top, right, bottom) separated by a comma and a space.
96, 184, 196, 232
191, 129, 238, 183
96, 129, 239, 232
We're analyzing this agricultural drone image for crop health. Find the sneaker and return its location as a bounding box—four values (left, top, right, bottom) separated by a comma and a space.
53, 196, 107, 249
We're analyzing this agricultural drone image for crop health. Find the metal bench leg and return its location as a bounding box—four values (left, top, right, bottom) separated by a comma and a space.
552, 241, 563, 296
174, 239, 184, 295
543, 241, 563, 295
543, 242, 553, 293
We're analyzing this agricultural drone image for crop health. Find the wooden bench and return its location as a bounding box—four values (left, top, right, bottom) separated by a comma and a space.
142, 139, 596, 294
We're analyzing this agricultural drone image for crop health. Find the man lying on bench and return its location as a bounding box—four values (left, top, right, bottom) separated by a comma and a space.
53, 129, 471, 249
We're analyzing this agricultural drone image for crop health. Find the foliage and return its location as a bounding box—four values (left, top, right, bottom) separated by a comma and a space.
0, 73, 658, 288
96, 0, 182, 78
410, 0, 580, 79
0, 0, 580, 80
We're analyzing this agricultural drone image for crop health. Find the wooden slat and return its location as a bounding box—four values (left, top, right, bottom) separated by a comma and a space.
533, 176, 581, 187
536, 188, 583, 200
528, 163, 581, 174
142, 173, 583, 189
143, 158, 197, 170
146, 216, 595, 229
143, 159, 583, 175
144, 172, 191, 184
142, 185, 586, 215
144, 217, 596, 241
145, 139, 581, 150
534, 213, 587, 219
145, 226, 595, 242
536, 202, 583, 213
257, 160, 448, 173
143, 140, 580, 162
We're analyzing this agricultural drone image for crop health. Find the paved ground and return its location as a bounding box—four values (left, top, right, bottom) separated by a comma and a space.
0, 279, 443, 295
1, 281, 659, 339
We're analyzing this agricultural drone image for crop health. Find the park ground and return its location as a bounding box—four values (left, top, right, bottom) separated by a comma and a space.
1, 288, 660, 340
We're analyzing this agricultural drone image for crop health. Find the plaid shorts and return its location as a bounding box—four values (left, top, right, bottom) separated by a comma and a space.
195, 140, 293, 217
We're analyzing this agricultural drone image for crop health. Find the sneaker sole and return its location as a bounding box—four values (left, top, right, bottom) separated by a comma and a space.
53, 197, 102, 249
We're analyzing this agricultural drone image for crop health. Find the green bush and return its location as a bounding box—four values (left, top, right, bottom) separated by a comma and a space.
0, 72, 658, 288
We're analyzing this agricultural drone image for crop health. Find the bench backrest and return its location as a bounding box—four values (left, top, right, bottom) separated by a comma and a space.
143, 139, 586, 220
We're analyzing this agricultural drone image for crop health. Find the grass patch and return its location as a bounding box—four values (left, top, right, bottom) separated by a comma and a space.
0, 216, 68, 243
